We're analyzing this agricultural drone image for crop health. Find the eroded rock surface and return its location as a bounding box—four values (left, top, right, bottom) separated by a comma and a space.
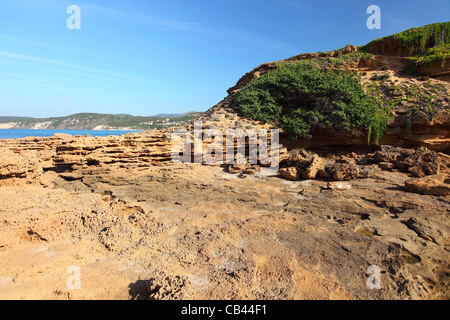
0, 134, 448, 300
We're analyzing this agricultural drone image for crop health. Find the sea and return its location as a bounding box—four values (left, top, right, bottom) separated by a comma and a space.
0, 129, 141, 140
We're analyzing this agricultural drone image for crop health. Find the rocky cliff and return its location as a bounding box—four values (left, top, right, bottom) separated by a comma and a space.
201, 22, 450, 152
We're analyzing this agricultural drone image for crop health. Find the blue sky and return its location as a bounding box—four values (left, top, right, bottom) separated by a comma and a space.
0, 0, 449, 117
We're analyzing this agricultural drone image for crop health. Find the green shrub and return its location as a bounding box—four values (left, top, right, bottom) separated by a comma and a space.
405, 44, 450, 75
281, 109, 311, 138
235, 61, 388, 142
234, 88, 282, 122
370, 74, 389, 81
360, 22, 450, 54
393, 22, 450, 53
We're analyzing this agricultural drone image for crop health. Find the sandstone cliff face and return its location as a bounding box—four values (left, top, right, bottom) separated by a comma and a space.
207, 42, 450, 152
209, 23, 450, 153
0, 132, 173, 184
52, 131, 175, 168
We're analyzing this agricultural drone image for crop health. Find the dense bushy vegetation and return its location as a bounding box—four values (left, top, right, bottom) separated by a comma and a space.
235, 23, 450, 142
360, 22, 450, 76
392, 22, 450, 53
360, 22, 450, 54
405, 44, 450, 75
235, 61, 388, 142
402, 22, 450, 75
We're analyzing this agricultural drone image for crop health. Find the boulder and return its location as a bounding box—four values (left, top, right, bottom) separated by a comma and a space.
373, 145, 415, 163
326, 159, 359, 181
59, 172, 84, 181
242, 166, 261, 175
374, 145, 445, 178
228, 163, 247, 174
404, 173, 450, 196
301, 155, 325, 179
357, 164, 380, 178
228, 153, 250, 174
279, 167, 300, 181
402, 147, 442, 177
281, 148, 315, 168
378, 162, 396, 171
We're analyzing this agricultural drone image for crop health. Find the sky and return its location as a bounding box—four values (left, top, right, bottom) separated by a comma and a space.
0, 0, 449, 118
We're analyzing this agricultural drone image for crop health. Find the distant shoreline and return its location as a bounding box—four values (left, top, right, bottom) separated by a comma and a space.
0, 111, 202, 132
0, 128, 142, 140
0, 123, 16, 129
0, 125, 140, 131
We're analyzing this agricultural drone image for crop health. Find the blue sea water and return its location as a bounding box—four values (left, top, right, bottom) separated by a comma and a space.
0, 129, 141, 140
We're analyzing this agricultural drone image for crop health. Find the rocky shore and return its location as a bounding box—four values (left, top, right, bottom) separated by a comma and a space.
1, 24, 449, 299
0, 127, 448, 300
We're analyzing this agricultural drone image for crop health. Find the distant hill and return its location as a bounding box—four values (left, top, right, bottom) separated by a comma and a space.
153, 111, 200, 118
153, 113, 181, 118
0, 112, 203, 130
0, 116, 34, 121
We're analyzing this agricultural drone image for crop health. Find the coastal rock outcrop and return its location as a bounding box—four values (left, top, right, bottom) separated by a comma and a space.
276, 146, 449, 188
0, 22, 449, 301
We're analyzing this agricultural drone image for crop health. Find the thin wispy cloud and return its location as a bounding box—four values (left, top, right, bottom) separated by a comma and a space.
0, 71, 98, 84
0, 54, 167, 88
0, 50, 146, 81
81, 2, 298, 54
1, 0, 298, 58
0, 78, 93, 94
0, 34, 86, 55
81, 2, 223, 36
0, 58, 108, 83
